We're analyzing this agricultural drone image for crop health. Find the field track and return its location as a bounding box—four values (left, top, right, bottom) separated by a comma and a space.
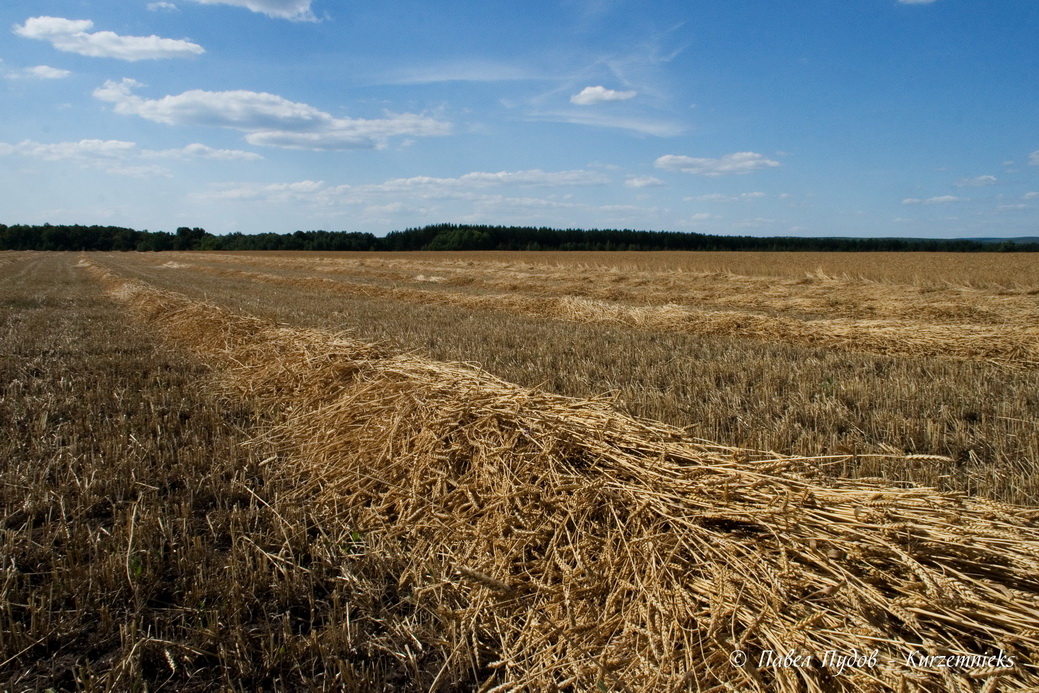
62, 255, 1039, 691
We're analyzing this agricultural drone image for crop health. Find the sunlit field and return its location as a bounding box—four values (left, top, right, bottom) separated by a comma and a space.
4, 250, 1039, 691
101, 250, 1039, 502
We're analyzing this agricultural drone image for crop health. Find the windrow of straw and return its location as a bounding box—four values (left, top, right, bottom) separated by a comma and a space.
88, 262, 1039, 691
187, 251, 1039, 325
158, 260, 1039, 367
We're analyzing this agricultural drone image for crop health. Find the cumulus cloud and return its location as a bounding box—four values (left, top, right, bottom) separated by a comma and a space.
625, 176, 665, 188
93, 79, 451, 150
901, 195, 965, 205
188, 0, 316, 21
0, 138, 260, 176
12, 16, 204, 61
26, 65, 71, 79
1, 60, 71, 79
955, 175, 997, 187
570, 85, 637, 105
655, 152, 780, 176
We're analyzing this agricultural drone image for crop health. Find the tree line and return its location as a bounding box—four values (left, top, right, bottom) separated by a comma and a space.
2, 222, 1037, 252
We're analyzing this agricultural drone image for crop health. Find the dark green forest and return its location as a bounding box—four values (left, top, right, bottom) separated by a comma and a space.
2, 222, 1037, 252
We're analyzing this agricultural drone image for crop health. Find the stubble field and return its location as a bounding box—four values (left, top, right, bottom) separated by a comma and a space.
3, 249, 1039, 691
97, 250, 1039, 502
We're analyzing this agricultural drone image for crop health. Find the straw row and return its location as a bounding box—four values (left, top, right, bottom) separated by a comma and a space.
193, 251, 1039, 326
161, 260, 1039, 366
89, 261, 1039, 691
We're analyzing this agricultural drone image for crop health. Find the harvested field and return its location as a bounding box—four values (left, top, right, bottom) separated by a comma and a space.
99, 250, 1039, 504
4, 251, 1039, 691
109, 251, 1039, 365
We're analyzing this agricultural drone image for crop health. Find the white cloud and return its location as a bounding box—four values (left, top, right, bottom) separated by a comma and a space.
901, 195, 965, 205
0, 138, 136, 161
1023, 192, 1039, 200
655, 152, 780, 176
200, 169, 609, 207
571, 85, 637, 105
147, 143, 263, 161
206, 180, 326, 203
343, 169, 608, 197
458, 169, 609, 187
533, 110, 684, 137
196, 170, 687, 231
1029, 151, 1039, 166
0, 139, 164, 177
12, 17, 204, 61
625, 176, 665, 188
188, 0, 316, 21
147, 2, 179, 11
0, 138, 260, 176
1, 61, 71, 80
26, 65, 71, 79
93, 79, 451, 150
955, 175, 997, 187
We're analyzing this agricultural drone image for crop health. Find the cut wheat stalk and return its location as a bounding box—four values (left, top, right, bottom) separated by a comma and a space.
87, 261, 1039, 692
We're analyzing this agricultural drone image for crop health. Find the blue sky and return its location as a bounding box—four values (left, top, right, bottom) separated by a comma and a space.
2, 0, 1038, 238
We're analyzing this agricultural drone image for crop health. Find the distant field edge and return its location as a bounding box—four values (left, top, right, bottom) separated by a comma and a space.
5, 221, 1039, 252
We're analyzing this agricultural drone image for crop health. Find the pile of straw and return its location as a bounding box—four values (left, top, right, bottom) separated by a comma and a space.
91, 262, 1039, 691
